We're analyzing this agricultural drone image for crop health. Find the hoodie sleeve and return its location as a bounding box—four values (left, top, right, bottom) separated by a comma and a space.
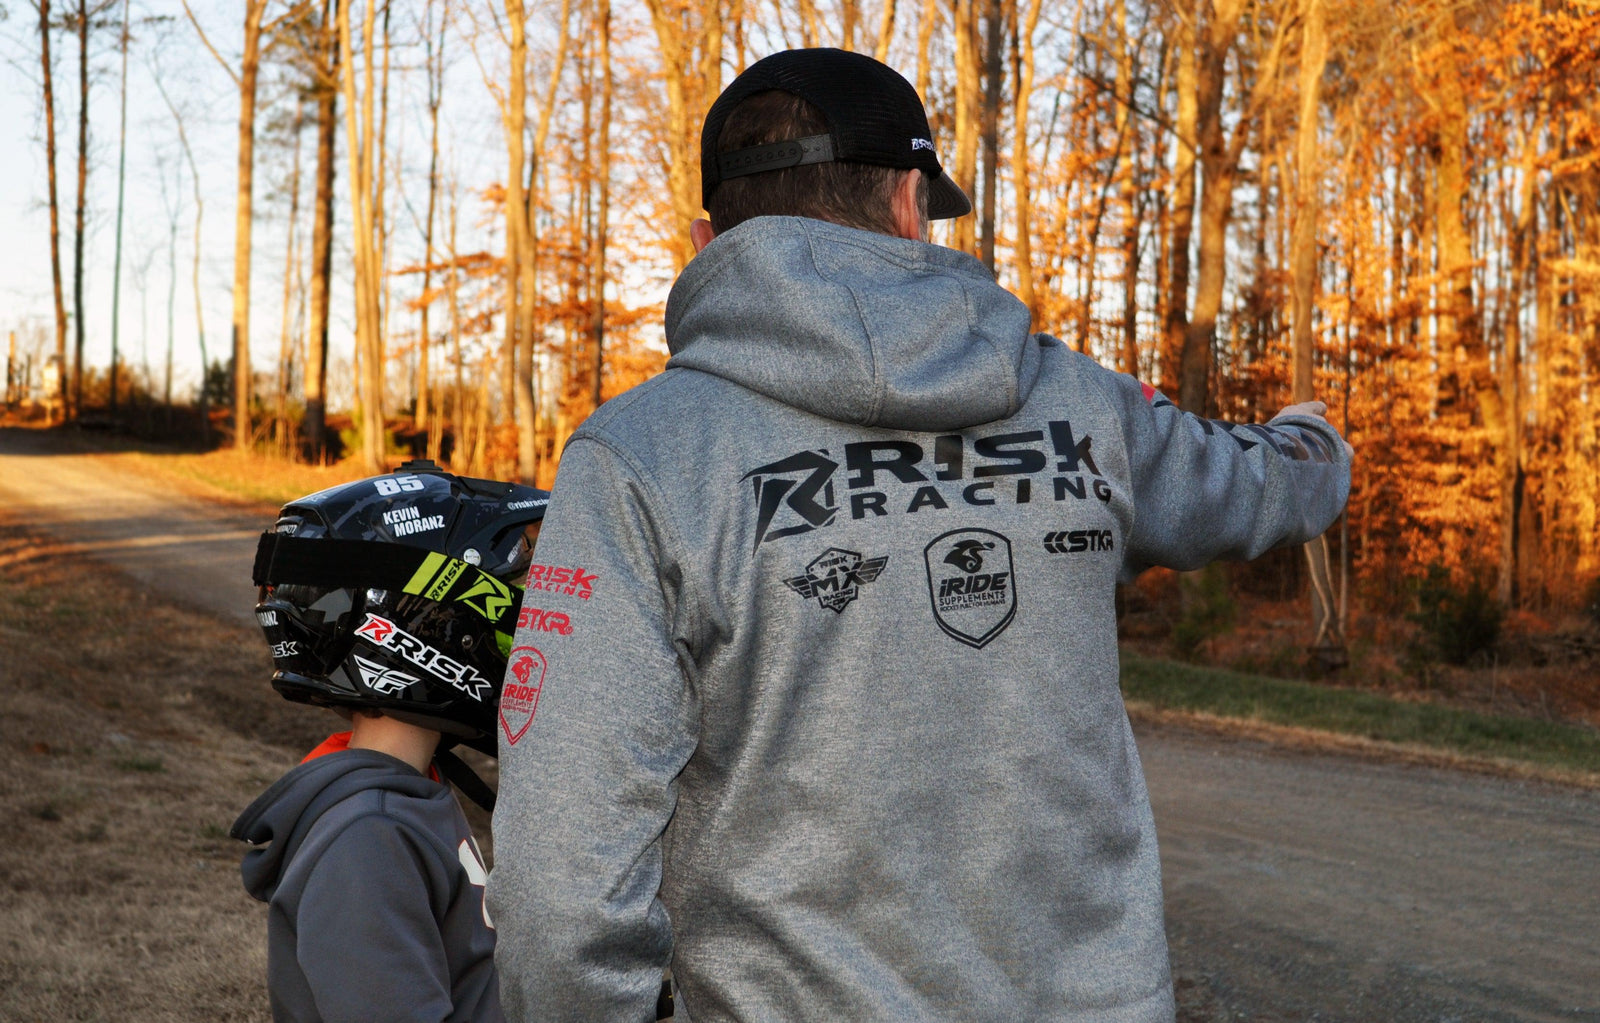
1091, 369, 1352, 579
489, 434, 699, 1023
294, 815, 457, 1023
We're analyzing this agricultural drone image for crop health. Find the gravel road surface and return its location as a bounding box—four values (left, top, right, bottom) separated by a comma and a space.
2, 426, 1596, 1020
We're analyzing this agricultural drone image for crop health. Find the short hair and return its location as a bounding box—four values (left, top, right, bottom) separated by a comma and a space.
707, 90, 929, 236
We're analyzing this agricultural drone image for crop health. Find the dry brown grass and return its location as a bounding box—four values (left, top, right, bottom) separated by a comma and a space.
0, 515, 330, 1022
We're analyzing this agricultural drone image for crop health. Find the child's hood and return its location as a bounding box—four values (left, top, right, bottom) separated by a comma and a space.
230, 747, 444, 901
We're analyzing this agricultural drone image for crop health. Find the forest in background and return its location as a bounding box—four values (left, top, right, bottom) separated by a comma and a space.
7, 0, 1599, 641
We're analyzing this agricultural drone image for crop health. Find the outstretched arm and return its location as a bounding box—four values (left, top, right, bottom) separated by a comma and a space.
1096, 373, 1353, 579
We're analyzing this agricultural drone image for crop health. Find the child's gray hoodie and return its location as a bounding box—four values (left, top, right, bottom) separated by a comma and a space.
488, 216, 1351, 1022
233, 746, 501, 1023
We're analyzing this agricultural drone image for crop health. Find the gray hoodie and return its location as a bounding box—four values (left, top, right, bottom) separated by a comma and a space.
488, 216, 1350, 1023
233, 745, 501, 1023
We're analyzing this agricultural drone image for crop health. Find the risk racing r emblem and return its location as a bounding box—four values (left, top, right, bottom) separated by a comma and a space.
784, 547, 888, 613
742, 449, 839, 551
924, 528, 1017, 649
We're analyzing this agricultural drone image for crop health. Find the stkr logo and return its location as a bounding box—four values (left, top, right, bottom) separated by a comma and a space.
743, 450, 839, 552
351, 653, 420, 696
1043, 529, 1114, 554
784, 547, 888, 613
499, 646, 547, 746
517, 607, 573, 635
924, 527, 1017, 649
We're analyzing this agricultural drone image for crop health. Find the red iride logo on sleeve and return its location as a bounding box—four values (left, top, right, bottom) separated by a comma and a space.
499, 646, 547, 745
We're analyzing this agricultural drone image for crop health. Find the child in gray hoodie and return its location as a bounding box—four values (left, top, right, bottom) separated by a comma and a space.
232, 462, 549, 1022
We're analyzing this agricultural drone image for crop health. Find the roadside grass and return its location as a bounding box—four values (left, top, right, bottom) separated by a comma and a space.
1121, 650, 1600, 779
114, 447, 362, 509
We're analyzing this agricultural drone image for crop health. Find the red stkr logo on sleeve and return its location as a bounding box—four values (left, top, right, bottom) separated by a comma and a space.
499, 646, 548, 745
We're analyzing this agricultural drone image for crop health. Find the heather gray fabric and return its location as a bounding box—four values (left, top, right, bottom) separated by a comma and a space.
489, 216, 1351, 1023
233, 746, 502, 1023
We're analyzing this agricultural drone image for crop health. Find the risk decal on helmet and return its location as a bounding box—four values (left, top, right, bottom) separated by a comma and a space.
499, 646, 547, 745
458, 573, 516, 621
354, 613, 495, 701
352, 653, 422, 696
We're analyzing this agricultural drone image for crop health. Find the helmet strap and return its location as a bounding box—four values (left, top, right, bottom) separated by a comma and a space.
434, 747, 498, 812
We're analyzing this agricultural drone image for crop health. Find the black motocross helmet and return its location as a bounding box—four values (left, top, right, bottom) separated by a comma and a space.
251, 459, 548, 761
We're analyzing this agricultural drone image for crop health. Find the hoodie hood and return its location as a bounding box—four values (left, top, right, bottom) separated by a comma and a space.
230, 748, 442, 902
665, 216, 1041, 432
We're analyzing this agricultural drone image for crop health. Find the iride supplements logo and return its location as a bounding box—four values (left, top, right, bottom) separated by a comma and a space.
499, 646, 547, 745
923, 528, 1016, 649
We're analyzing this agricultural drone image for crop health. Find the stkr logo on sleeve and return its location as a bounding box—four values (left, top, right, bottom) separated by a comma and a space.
923, 528, 1017, 649
784, 547, 888, 613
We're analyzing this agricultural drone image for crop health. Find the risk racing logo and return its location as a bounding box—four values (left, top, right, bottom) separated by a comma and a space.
743, 450, 839, 552
924, 528, 1017, 649
784, 547, 888, 613
499, 646, 547, 745
354, 613, 494, 701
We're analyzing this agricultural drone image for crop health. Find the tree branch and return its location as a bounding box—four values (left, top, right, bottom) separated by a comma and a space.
179, 0, 241, 86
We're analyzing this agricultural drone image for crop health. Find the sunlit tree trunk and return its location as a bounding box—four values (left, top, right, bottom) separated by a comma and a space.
38, 0, 69, 423
1289, 0, 1342, 659
305, 0, 338, 463
109, 0, 130, 416
229, 0, 267, 447
275, 100, 306, 457
1163, 9, 1196, 397
977, 0, 1004, 272
642, 0, 721, 272
340, 0, 386, 472
590, 0, 612, 410
416, 0, 447, 444
949, 0, 980, 254
1008, 0, 1043, 321
71, 0, 89, 417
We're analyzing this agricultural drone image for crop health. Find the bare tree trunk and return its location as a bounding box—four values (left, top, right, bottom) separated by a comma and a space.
949, 0, 980, 254
229, 0, 267, 448
154, 71, 210, 445
1289, 0, 1342, 662
977, 0, 1003, 272
72, 0, 89, 418
417, 0, 447, 443
1009, 0, 1044, 321
109, 0, 130, 416
874, 0, 897, 62
1163, 9, 1196, 398
276, 100, 307, 457
39, 0, 70, 423
340, 0, 386, 471
504, 0, 533, 480
642, 0, 721, 272
590, 0, 612, 410
305, 0, 338, 463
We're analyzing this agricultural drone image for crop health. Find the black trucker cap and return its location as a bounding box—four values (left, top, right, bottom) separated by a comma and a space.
700, 48, 973, 221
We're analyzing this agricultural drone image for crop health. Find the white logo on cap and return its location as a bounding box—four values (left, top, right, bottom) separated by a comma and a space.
911, 138, 935, 152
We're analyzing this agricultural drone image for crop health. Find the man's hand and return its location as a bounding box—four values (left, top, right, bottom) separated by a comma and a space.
1271, 400, 1355, 459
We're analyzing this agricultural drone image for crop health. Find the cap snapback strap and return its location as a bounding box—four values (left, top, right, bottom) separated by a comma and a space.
717, 133, 837, 180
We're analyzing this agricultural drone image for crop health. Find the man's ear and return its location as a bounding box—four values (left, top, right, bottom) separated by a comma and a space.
892, 169, 926, 242
690, 218, 717, 254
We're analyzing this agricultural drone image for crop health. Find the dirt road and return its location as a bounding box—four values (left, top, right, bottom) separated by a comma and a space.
0, 428, 271, 626
2, 427, 1597, 1021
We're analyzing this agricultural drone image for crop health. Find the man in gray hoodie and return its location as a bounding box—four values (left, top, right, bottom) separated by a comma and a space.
489, 47, 1352, 1023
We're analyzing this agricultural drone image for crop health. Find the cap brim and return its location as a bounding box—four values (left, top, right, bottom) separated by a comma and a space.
928, 170, 972, 220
